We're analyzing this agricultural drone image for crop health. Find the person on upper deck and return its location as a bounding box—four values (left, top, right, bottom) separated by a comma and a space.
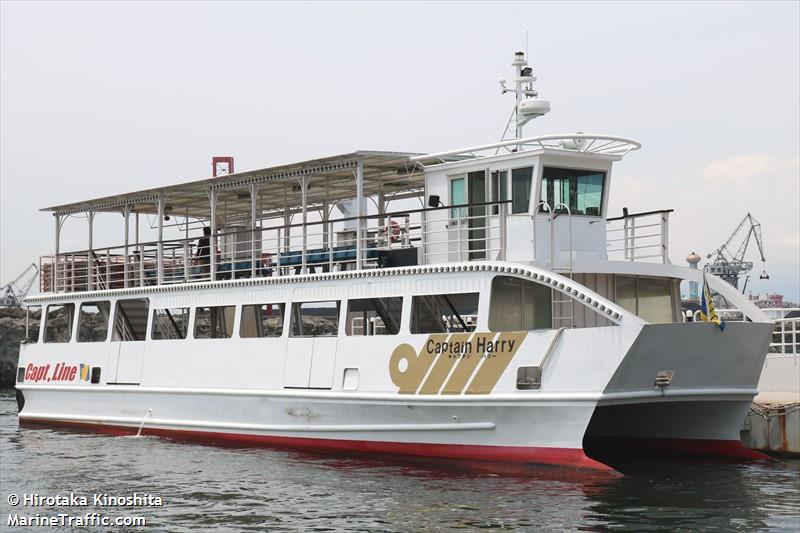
196, 227, 211, 275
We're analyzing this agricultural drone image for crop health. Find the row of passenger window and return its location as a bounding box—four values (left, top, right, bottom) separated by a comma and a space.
32, 292, 485, 343
30, 276, 555, 343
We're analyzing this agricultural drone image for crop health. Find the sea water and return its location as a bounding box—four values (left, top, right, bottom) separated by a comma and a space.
1, 391, 798, 532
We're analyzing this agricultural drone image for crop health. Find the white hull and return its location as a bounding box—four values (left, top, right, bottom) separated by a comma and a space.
16, 265, 774, 471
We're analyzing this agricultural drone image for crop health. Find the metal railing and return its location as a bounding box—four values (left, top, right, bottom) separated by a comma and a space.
710, 308, 798, 356
606, 209, 673, 263
770, 317, 799, 355
40, 201, 510, 293
421, 202, 508, 263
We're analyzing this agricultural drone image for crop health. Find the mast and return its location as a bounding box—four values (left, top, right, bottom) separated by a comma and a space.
499, 51, 550, 141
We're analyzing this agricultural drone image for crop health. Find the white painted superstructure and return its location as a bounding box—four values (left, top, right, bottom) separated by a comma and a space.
14, 52, 775, 471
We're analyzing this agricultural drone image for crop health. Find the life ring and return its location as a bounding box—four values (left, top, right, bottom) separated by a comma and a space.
390, 220, 401, 243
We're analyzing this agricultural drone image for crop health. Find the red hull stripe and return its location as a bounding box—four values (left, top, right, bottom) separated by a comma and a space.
20, 417, 613, 471
585, 436, 775, 461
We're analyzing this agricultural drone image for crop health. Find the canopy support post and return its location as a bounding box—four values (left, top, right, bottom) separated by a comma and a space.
356, 160, 364, 270
53, 214, 64, 293
208, 189, 218, 281
123, 205, 131, 288
156, 195, 166, 285
249, 183, 258, 278
87, 210, 95, 291
301, 175, 308, 274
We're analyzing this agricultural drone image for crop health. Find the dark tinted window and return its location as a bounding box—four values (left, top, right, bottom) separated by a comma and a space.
346, 297, 403, 335
411, 293, 479, 333
112, 298, 150, 341
540, 167, 605, 216
78, 301, 110, 342
511, 167, 533, 214
25, 306, 42, 343
44, 304, 74, 343
152, 307, 190, 340
194, 305, 235, 339
290, 301, 339, 337
240, 303, 284, 338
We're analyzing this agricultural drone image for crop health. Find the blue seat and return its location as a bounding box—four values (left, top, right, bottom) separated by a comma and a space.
308, 249, 331, 263
278, 251, 303, 266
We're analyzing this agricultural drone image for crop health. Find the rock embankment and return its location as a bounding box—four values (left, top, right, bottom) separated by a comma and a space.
0, 308, 31, 388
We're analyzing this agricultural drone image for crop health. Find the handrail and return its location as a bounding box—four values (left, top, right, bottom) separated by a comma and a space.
410, 133, 642, 163
539, 327, 566, 370
606, 208, 674, 222
53, 200, 513, 256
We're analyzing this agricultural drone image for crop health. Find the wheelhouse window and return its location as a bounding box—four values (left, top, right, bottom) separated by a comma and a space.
615, 275, 675, 323
194, 305, 235, 339
489, 276, 552, 331
44, 303, 74, 343
511, 166, 533, 214
112, 298, 149, 341
240, 303, 285, 338
152, 307, 190, 340
491, 170, 509, 215
450, 174, 466, 218
411, 293, 479, 333
290, 301, 340, 337
346, 297, 403, 336
25, 306, 42, 343
539, 167, 605, 216
78, 301, 110, 342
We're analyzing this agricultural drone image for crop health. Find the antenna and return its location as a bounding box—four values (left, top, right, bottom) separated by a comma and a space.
525, 30, 529, 59
498, 50, 550, 142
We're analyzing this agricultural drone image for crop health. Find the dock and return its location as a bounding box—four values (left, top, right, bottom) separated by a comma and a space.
742, 346, 800, 455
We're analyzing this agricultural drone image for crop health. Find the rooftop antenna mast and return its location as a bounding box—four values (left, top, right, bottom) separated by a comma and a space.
498, 49, 550, 143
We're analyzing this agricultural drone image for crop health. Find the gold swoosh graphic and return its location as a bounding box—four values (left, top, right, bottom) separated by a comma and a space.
390, 331, 528, 395
441, 332, 498, 395
389, 334, 447, 394
465, 332, 528, 395
418, 332, 471, 395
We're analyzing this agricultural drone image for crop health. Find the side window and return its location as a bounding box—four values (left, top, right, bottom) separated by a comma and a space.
411, 293, 479, 333
290, 301, 340, 337
44, 303, 75, 343
78, 301, 110, 342
25, 306, 42, 343
346, 297, 403, 336
616, 275, 674, 324
240, 303, 285, 338
511, 166, 533, 214
450, 175, 466, 218
489, 276, 552, 331
112, 298, 150, 341
491, 170, 508, 215
152, 307, 190, 340
194, 305, 236, 339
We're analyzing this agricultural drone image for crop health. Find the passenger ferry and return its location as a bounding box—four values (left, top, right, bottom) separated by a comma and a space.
15, 52, 774, 471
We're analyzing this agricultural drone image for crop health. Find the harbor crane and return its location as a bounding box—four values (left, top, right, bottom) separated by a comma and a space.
0, 263, 39, 307
706, 213, 768, 292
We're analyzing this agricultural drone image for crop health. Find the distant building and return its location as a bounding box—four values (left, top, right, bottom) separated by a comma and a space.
748, 292, 798, 309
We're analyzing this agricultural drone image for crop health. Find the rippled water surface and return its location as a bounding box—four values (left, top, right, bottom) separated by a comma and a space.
1, 391, 798, 532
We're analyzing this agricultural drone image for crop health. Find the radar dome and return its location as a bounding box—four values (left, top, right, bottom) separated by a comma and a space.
518, 98, 551, 118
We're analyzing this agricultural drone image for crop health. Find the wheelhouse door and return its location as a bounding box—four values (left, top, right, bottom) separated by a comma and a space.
467, 170, 487, 260
448, 171, 488, 261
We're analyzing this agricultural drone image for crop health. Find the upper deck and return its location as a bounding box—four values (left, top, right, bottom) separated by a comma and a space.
37, 135, 674, 296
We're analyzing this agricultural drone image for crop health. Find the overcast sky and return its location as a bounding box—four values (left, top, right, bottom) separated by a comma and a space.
1, 1, 798, 300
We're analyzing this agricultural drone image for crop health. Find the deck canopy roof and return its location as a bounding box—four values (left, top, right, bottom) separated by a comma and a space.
42, 151, 426, 218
